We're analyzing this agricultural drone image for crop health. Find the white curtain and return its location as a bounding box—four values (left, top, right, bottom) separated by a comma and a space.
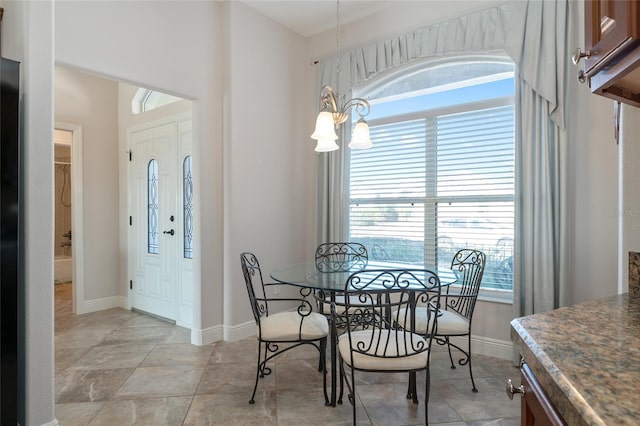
316, 0, 569, 315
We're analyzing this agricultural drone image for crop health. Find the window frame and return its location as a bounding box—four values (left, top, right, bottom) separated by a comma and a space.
348, 56, 515, 303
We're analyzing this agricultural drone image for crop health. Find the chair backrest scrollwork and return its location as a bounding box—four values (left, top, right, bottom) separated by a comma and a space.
447, 249, 486, 320
240, 252, 268, 324
341, 269, 441, 360
315, 242, 368, 272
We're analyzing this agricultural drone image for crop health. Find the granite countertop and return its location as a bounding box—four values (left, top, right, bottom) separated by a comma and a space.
510, 293, 640, 426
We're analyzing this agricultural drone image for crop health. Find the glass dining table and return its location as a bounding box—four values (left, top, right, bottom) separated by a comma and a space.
270, 261, 456, 407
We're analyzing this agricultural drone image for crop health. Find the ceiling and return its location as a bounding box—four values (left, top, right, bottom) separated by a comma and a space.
240, 1, 397, 37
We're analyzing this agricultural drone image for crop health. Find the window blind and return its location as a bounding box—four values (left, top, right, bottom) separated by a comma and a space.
349, 104, 514, 290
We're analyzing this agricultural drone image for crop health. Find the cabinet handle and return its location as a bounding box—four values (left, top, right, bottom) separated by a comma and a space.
506, 378, 525, 400
571, 47, 591, 65
577, 70, 587, 84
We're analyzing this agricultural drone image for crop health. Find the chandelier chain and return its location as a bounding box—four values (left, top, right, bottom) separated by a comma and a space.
335, 0, 341, 78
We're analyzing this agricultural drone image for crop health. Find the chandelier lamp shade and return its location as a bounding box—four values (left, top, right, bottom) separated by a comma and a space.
311, 85, 372, 152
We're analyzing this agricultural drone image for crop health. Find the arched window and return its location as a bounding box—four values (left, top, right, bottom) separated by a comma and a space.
348, 55, 515, 291
132, 88, 182, 115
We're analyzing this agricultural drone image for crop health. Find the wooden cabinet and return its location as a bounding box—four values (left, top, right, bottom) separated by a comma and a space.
518, 363, 565, 426
580, 0, 640, 107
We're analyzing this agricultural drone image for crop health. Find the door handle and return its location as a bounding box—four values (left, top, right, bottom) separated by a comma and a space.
163, 229, 175, 236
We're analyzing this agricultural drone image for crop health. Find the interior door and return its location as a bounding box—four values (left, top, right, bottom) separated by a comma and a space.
130, 122, 178, 320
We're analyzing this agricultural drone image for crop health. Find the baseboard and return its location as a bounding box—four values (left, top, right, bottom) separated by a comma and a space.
448, 335, 514, 360
76, 295, 127, 315
38, 419, 59, 426
190, 324, 224, 346
224, 320, 256, 342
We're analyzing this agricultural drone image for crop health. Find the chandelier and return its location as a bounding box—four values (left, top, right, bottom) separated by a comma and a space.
310, 0, 372, 152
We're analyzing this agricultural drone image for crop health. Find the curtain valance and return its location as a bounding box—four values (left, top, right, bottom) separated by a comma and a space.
318, 0, 567, 129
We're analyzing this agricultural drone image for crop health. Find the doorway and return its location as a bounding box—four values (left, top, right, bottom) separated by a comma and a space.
53, 123, 84, 314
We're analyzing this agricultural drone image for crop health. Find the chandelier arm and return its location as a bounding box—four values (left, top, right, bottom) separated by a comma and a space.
320, 86, 340, 113
341, 97, 370, 119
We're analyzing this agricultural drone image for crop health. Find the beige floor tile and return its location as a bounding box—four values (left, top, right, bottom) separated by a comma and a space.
100, 326, 173, 346
438, 377, 521, 421
208, 339, 257, 364
56, 368, 134, 403
274, 357, 326, 391
68, 343, 156, 370
196, 362, 274, 396
55, 325, 117, 350
88, 396, 192, 426
182, 392, 277, 426
114, 365, 204, 399
160, 326, 193, 344
55, 402, 106, 426
56, 347, 92, 373
276, 388, 368, 425
467, 418, 521, 426
357, 381, 460, 425
140, 343, 214, 367
124, 314, 176, 328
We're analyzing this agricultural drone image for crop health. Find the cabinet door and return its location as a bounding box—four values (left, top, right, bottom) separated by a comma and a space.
585, 0, 640, 75
520, 364, 565, 426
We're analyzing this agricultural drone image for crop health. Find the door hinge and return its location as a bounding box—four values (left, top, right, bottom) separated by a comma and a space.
129, 216, 132, 226
128, 150, 132, 161
129, 280, 133, 290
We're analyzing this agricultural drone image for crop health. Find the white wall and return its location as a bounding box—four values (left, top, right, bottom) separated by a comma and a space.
1, 0, 56, 424
567, 2, 619, 304
55, 66, 120, 302
619, 105, 640, 293
224, 1, 315, 329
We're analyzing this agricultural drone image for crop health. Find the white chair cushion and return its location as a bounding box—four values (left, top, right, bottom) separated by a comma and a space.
435, 309, 469, 335
338, 329, 429, 371
394, 307, 469, 335
259, 311, 328, 341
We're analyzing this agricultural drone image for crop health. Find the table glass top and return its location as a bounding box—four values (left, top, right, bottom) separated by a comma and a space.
270, 261, 455, 292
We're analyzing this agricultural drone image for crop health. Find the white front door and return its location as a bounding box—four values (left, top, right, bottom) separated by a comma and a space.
130, 122, 179, 320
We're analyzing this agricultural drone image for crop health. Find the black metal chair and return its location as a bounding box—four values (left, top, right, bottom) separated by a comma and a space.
435, 248, 486, 392
314, 242, 368, 272
240, 252, 329, 404
314, 242, 369, 316
334, 269, 441, 425
394, 248, 486, 393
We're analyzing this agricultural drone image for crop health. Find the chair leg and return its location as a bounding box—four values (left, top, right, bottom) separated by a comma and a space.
320, 337, 329, 405
249, 341, 262, 404
446, 336, 456, 369
338, 361, 344, 404
350, 368, 357, 426
342, 361, 357, 423
406, 371, 418, 403
318, 338, 325, 372
467, 333, 478, 392
424, 368, 431, 425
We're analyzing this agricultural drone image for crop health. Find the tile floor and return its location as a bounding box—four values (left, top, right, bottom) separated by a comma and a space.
54, 283, 521, 425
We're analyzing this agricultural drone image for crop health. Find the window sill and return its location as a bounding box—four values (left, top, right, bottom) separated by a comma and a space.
478, 287, 513, 304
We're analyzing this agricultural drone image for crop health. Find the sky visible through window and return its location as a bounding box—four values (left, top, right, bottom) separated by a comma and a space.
366, 78, 514, 121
